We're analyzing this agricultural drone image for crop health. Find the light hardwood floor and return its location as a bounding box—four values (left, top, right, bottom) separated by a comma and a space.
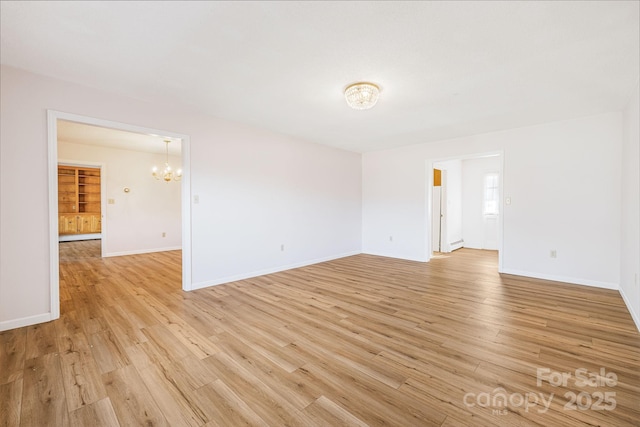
1, 241, 639, 426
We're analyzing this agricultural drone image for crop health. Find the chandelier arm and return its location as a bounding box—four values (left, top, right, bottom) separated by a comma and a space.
152, 139, 182, 182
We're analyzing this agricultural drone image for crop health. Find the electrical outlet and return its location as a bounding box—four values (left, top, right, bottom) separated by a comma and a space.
389, 236, 393, 242
550, 250, 557, 258
281, 244, 284, 251
108, 198, 115, 204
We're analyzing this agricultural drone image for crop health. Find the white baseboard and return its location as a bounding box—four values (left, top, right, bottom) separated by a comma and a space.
501, 268, 619, 290
0, 312, 54, 332
105, 246, 182, 257
619, 286, 640, 333
191, 251, 361, 290
59, 233, 101, 242
362, 251, 427, 262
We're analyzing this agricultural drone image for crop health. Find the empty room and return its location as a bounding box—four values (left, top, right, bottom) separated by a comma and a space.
1, 2, 639, 426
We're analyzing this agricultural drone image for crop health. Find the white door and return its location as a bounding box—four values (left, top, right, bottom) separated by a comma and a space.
432, 169, 449, 253
432, 186, 441, 252
483, 215, 499, 250
440, 170, 449, 252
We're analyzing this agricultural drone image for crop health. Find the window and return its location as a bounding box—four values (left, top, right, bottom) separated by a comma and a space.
483, 173, 499, 216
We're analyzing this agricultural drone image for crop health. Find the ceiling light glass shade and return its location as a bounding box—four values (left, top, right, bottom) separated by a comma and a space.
344, 82, 380, 110
152, 140, 182, 182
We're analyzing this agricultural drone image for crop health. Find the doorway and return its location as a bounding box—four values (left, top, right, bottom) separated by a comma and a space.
428, 151, 504, 271
47, 110, 192, 320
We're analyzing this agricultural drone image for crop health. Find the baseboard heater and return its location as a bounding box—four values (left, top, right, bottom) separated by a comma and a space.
450, 240, 464, 251
59, 233, 102, 242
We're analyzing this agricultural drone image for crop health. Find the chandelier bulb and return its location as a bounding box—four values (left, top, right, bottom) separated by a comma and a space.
151, 139, 182, 182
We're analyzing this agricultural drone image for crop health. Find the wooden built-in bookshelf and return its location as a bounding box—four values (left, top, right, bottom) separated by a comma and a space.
58, 166, 102, 236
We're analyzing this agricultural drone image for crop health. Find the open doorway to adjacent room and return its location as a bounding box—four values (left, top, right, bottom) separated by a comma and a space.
47, 111, 192, 319
429, 152, 504, 270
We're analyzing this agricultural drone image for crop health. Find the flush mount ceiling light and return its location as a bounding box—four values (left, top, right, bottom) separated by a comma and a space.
344, 82, 380, 110
152, 139, 182, 182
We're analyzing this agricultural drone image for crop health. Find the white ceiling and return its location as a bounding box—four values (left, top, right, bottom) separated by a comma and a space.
57, 120, 182, 155
2, 1, 638, 153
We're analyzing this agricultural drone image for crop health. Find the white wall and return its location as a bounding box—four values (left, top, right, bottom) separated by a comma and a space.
193, 129, 362, 288
363, 113, 622, 289
620, 82, 640, 330
0, 65, 362, 330
462, 156, 501, 250
58, 141, 182, 256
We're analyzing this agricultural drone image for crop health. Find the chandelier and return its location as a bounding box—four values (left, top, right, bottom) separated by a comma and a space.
344, 82, 380, 110
152, 139, 182, 182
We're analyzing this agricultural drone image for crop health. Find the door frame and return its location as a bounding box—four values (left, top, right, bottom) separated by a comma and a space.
47, 110, 193, 320
426, 150, 504, 272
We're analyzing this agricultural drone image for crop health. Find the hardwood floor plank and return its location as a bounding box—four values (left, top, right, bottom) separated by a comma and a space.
57, 333, 107, 412
140, 324, 194, 366
204, 351, 322, 427
20, 354, 69, 426
3, 242, 639, 426
102, 364, 168, 427
191, 379, 270, 427
220, 323, 307, 374
52, 310, 84, 339
304, 395, 370, 427
0, 378, 23, 427
112, 294, 161, 330
170, 298, 226, 338
72, 292, 109, 336
24, 322, 58, 359
219, 305, 293, 347
296, 361, 446, 426
88, 329, 130, 374
68, 397, 120, 427
297, 335, 407, 389
0, 329, 26, 385
137, 362, 208, 427
99, 304, 148, 349
338, 318, 480, 376
400, 374, 540, 427
215, 332, 320, 410
165, 321, 221, 360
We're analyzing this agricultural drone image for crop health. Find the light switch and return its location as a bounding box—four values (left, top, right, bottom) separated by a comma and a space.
108, 198, 115, 204
193, 195, 199, 204
505, 197, 511, 205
